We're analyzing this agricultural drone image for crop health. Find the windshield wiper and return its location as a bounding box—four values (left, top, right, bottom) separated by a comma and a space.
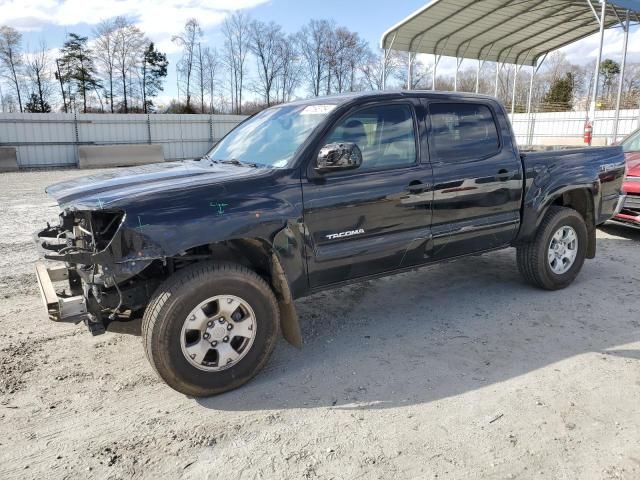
219, 159, 260, 168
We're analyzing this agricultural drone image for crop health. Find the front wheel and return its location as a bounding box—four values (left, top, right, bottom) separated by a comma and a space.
142, 262, 280, 397
517, 206, 588, 290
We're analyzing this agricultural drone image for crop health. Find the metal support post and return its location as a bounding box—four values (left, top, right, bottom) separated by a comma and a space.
407, 52, 414, 90
454, 57, 463, 91
613, 10, 630, 141
511, 65, 521, 115
382, 32, 397, 91
588, 0, 607, 145
432, 54, 442, 90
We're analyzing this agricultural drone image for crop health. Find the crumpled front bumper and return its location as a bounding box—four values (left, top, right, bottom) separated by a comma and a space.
35, 263, 88, 323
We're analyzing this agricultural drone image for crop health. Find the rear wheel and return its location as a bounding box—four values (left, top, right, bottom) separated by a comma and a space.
517, 206, 588, 290
142, 262, 280, 397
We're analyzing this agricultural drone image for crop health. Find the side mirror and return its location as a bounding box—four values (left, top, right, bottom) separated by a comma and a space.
315, 142, 362, 174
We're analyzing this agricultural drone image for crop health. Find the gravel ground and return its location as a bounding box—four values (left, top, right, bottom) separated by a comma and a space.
0, 169, 639, 480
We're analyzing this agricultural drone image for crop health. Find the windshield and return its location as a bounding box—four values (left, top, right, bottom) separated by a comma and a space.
206, 103, 337, 167
623, 129, 640, 152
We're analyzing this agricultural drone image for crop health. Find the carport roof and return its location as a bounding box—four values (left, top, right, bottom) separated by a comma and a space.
380, 0, 640, 66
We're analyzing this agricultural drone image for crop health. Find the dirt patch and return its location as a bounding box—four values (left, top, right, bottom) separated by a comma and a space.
0, 340, 39, 395
0, 170, 639, 480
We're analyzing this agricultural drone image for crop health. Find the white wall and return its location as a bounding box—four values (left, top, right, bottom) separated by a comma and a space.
510, 108, 640, 147
0, 113, 246, 168
2, 109, 639, 168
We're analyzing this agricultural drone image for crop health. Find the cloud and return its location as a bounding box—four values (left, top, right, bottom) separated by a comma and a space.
0, 0, 268, 42
559, 26, 640, 64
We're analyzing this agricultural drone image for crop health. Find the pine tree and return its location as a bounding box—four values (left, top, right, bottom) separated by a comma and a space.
140, 42, 168, 113
542, 73, 574, 111
59, 33, 101, 113
25, 92, 51, 112
600, 59, 620, 99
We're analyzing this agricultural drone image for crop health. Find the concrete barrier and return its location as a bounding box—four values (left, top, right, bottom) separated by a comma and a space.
0, 147, 19, 172
78, 144, 164, 169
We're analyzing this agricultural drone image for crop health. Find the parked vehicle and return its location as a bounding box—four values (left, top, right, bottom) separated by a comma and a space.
34, 91, 626, 396
612, 127, 640, 228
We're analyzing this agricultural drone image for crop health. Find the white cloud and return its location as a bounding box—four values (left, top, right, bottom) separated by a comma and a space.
1, 0, 268, 43
559, 26, 640, 65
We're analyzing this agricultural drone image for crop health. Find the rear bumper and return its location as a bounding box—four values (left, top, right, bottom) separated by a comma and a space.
35, 263, 88, 323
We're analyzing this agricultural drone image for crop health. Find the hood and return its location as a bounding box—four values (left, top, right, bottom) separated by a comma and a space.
626, 151, 640, 177
46, 160, 268, 209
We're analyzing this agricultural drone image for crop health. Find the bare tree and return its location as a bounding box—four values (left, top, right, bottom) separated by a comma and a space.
297, 20, 332, 97
196, 43, 205, 112
622, 63, 640, 108
275, 35, 302, 103
173, 19, 202, 111
0, 25, 24, 112
249, 20, 285, 107
395, 52, 432, 90
202, 47, 220, 113
360, 49, 401, 91
113, 17, 145, 113
94, 18, 119, 112
25, 41, 53, 112
222, 12, 251, 114
327, 27, 366, 93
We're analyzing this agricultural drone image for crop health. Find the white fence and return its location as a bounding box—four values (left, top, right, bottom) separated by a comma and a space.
511, 108, 640, 147
1, 108, 640, 168
0, 113, 246, 168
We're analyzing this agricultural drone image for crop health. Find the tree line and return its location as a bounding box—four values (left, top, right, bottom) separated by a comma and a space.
1, 15, 639, 115
0, 20, 168, 114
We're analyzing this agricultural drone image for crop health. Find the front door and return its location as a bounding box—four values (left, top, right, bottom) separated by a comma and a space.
302, 102, 433, 289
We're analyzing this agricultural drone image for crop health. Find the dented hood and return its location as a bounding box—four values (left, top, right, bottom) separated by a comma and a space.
46, 160, 268, 209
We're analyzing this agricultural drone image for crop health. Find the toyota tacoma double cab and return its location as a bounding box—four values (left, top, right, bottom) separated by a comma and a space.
34, 91, 626, 396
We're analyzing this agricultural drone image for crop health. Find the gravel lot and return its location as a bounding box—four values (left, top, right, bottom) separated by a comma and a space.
0, 169, 639, 480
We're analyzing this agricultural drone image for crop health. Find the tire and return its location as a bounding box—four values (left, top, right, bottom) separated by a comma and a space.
516, 206, 588, 290
142, 262, 280, 397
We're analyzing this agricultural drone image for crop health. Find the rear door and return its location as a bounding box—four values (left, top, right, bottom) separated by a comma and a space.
302, 100, 433, 288
424, 100, 523, 259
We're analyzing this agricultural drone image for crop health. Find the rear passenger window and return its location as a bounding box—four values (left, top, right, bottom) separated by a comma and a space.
429, 103, 500, 161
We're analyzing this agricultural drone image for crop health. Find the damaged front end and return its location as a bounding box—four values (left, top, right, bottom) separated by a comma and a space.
34, 208, 162, 334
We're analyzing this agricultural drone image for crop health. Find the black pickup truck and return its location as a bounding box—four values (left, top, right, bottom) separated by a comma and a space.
35, 91, 626, 396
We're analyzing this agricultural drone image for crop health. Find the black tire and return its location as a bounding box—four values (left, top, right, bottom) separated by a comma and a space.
516, 206, 588, 290
142, 262, 280, 397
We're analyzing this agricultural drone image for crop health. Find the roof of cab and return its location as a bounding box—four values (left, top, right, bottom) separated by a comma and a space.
285, 90, 500, 107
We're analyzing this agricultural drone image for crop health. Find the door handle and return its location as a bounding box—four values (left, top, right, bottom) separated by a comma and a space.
496, 169, 511, 182
407, 181, 428, 194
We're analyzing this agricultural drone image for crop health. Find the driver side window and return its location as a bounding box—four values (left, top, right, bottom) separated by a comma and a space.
326, 104, 417, 172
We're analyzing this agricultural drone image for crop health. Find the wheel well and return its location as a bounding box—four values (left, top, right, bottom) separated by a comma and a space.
174, 238, 303, 348
551, 189, 594, 225
551, 188, 596, 258
179, 238, 274, 282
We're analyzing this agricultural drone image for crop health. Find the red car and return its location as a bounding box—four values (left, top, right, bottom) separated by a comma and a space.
614, 127, 640, 228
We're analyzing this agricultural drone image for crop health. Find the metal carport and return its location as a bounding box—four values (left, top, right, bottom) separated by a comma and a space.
380, 0, 640, 143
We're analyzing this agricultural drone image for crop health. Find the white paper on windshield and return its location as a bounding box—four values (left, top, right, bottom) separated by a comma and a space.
300, 105, 336, 115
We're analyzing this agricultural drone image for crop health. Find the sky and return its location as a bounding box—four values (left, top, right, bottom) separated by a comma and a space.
2, 0, 640, 102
